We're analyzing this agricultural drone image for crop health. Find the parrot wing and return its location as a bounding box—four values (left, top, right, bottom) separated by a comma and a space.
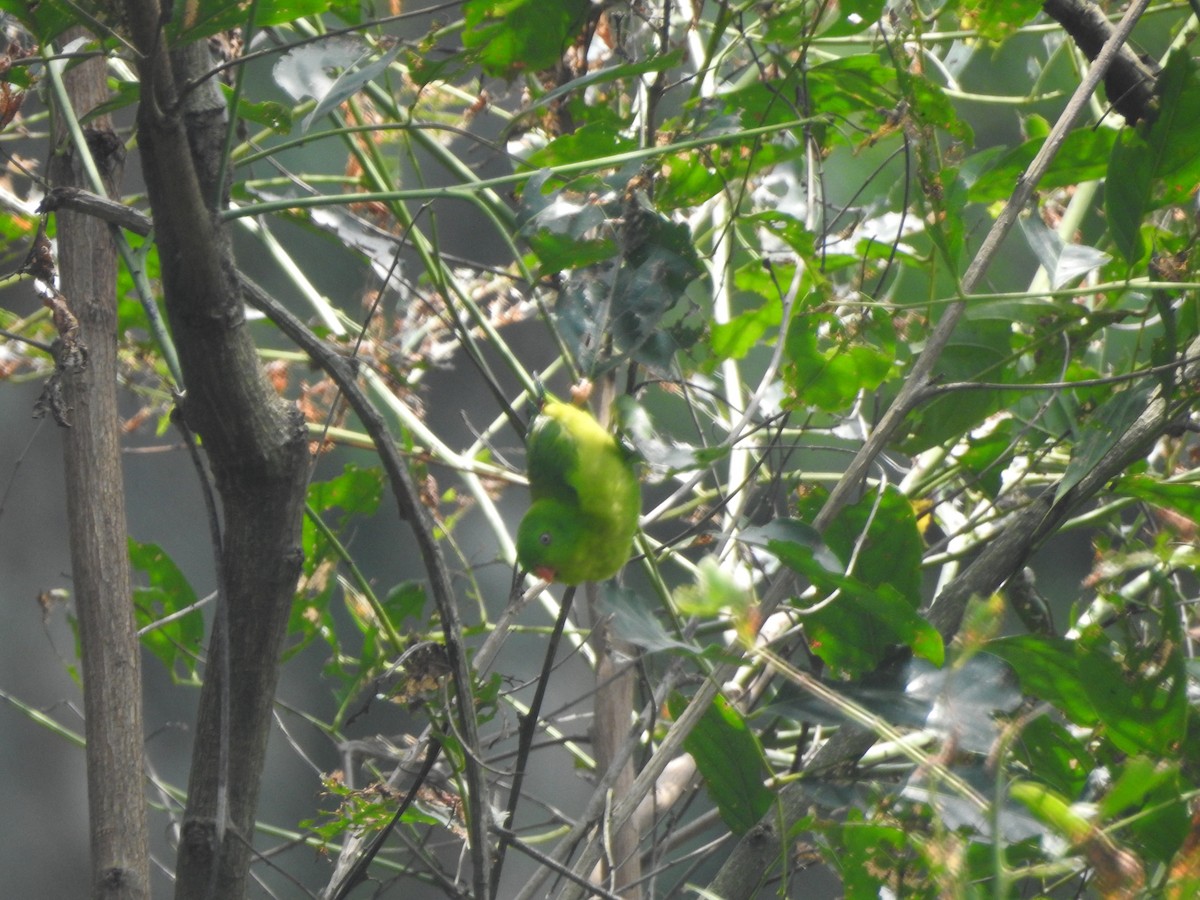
525, 403, 581, 506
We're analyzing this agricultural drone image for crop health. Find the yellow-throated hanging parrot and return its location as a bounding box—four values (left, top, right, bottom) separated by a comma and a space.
516, 396, 640, 584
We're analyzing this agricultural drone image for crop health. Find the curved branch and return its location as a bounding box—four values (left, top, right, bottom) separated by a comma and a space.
238, 277, 492, 899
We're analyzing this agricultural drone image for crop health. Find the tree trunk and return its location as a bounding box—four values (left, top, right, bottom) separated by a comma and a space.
49, 26, 151, 900
116, 3, 312, 897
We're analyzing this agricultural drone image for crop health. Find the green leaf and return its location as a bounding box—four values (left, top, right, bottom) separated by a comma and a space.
655, 147, 730, 208
903, 318, 1013, 452
804, 585, 943, 676
708, 293, 783, 362
1106, 128, 1153, 267
818, 0, 886, 37
674, 556, 752, 618
1110, 474, 1200, 525
609, 210, 705, 369
462, 0, 590, 79
1097, 756, 1179, 822
229, 93, 293, 134
723, 55, 895, 133
616, 395, 719, 477
907, 80, 972, 145
174, 0, 332, 42
815, 486, 924, 607
519, 50, 685, 136
1019, 213, 1111, 290
784, 310, 893, 412
1140, 50, 1200, 207
828, 814, 912, 898
308, 464, 384, 524
1009, 715, 1092, 798
742, 490, 942, 677
1118, 765, 1192, 864
985, 636, 1098, 725
960, 0, 1044, 41
1076, 622, 1187, 757
957, 420, 1013, 498
761, 0, 885, 40
82, 79, 142, 124
525, 123, 637, 169
382, 581, 427, 626
668, 693, 774, 835
740, 517, 842, 574
130, 539, 204, 681
0, 0, 77, 41
527, 231, 618, 273
1009, 781, 1091, 843
272, 37, 403, 133
1105, 51, 1200, 266
968, 127, 1115, 203
601, 586, 697, 655
291, 466, 384, 663
517, 173, 619, 273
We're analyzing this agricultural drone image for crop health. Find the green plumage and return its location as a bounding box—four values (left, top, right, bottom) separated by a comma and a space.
516, 397, 641, 584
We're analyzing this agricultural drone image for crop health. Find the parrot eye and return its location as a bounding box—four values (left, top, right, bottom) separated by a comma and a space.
539, 532, 552, 546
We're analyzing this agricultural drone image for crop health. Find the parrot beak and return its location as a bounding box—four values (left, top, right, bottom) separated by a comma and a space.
535, 565, 556, 582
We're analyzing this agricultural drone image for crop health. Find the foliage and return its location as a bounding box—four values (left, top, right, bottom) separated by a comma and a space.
2, 0, 1200, 897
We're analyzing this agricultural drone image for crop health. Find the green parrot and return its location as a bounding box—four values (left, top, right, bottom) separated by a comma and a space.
516, 396, 641, 584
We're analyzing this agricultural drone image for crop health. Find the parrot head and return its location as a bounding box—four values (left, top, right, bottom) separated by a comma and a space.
517, 498, 638, 585
516, 499, 593, 584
